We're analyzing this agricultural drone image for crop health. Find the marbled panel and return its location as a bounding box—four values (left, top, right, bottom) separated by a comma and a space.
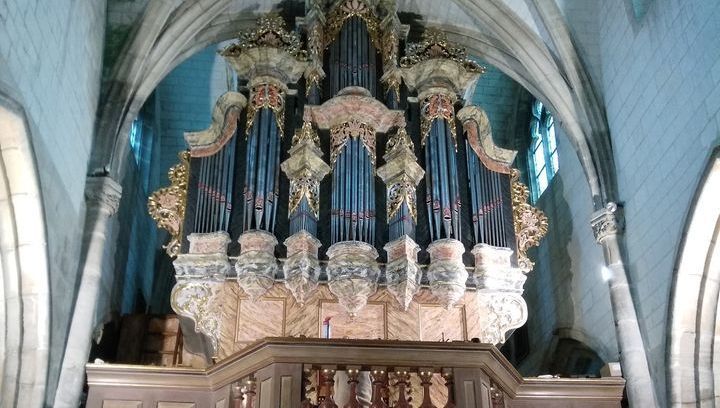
235, 297, 286, 343
320, 301, 386, 339
419, 304, 465, 341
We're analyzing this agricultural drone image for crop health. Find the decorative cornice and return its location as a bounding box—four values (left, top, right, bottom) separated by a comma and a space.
303, 87, 405, 133
457, 105, 516, 173
184, 92, 246, 157
590, 202, 624, 243
85, 176, 122, 215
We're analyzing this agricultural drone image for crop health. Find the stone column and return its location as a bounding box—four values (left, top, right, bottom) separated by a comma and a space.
591, 203, 658, 407
54, 176, 122, 408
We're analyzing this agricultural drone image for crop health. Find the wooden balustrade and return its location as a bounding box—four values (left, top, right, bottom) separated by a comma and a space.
85, 337, 624, 408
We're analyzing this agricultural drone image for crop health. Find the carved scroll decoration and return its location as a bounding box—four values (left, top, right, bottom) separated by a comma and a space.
511, 169, 548, 272
324, 0, 382, 49
420, 94, 456, 148
170, 280, 222, 353
456, 105, 517, 174
400, 28, 484, 74
184, 91, 247, 157
221, 14, 306, 59
330, 120, 376, 167
246, 83, 285, 138
148, 151, 190, 258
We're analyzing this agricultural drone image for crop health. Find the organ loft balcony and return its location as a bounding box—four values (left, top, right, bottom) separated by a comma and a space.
91, 3, 625, 407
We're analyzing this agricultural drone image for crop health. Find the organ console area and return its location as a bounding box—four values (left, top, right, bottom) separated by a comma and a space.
83, 2, 633, 407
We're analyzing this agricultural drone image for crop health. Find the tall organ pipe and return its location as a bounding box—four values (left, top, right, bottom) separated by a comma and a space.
327, 16, 377, 95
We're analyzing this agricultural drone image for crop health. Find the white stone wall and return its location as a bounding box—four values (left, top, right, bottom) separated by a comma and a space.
521, 126, 618, 375
0, 0, 106, 403
470, 62, 524, 148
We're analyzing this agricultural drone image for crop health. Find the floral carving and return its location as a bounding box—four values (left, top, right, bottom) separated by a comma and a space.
289, 169, 321, 217
221, 14, 306, 60
400, 28, 484, 74
148, 151, 190, 258
420, 94, 456, 148
246, 83, 285, 138
511, 170, 549, 272
330, 120, 376, 167
170, 280, 223, 354
324, 0, 381, 49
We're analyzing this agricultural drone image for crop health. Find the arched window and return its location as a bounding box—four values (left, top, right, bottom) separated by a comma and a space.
528, 101, 558, 202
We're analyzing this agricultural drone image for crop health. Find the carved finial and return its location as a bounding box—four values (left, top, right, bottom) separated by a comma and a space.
386, 127, 414, 155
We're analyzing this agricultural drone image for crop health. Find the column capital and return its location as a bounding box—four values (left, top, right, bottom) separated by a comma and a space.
591, 202, 624, 243
84, 176, 122, 215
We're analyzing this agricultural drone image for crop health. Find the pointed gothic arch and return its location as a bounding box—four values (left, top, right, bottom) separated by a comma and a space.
0, 91, 51, 407
667, 146, 720, 406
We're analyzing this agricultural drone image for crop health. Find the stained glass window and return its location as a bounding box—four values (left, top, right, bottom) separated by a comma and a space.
528, 101, 559, 202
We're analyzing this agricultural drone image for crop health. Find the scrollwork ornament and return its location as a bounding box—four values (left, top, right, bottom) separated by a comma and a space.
510, 170, 548, 272
170, 280, 222, 353
148, 151, 191, 258
288, 169, 321, 217
387, 175, 417, 221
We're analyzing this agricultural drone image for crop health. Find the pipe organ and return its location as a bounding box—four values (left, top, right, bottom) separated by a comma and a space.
148, 3, 548, 359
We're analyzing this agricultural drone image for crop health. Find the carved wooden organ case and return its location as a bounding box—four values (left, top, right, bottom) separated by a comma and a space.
148, 3, 548, 359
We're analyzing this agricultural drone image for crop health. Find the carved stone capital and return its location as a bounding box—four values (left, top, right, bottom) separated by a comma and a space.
475, 292, 527, 345
326, 241, 380, 316
283, 231, 323, 305
591, 203, 624, 243
85, 176, 122, 215
384, 236, 422, 310
235, 231, 279, 300
426, 239, 468, 309
170, 280, 223, 354
173, 232, 232, 280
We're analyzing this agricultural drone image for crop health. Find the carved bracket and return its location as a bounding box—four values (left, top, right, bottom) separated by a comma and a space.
148, 151, 190, 258
476, 292, 527, 345
457, 106, 517, 173
184, 92, 247, 157
170, 280, 223, 355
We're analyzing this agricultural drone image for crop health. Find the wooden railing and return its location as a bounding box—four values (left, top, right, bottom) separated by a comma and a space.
85, 338, 625, 408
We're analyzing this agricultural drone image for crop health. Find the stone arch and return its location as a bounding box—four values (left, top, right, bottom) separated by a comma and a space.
0, 91, 51, 407
93, 0, 614, 211
667, 146, 720, 406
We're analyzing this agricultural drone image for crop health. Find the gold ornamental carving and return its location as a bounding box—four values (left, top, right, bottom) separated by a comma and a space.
400, 28, 484, 74
387, 175, 418, 221
324, 0, 382, 49
289, 169, 321, 217
420, 94, 457, 148
282, 122, 331, 219
148, 151, 191, 258
511, 169, 548, 272
330, 120, 377, 167
246, 83, 285, 138
221, 14, 306, 60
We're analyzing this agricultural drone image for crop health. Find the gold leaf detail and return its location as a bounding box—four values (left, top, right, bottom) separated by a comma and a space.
148, 151, 191, 258
511, 169, 549, 272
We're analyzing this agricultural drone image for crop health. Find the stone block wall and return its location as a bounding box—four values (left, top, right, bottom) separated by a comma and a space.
0, 0, 107, 403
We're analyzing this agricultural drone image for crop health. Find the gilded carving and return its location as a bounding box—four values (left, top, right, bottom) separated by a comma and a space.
377, 128, 424, 224
148, 151, 190, 258
289, 169, 321, 217
171, 280, 223, 353
283, 122, 330, 219
221, 14, 306, 60
400, 28, 484, 74
305, 0, 326, 95
511, 170, 549, 272
387, 175, 418, 221
246, 83, 285, 138
324, 0, 382, 49
330, 120, 376, 167
420, 94, 456, 148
